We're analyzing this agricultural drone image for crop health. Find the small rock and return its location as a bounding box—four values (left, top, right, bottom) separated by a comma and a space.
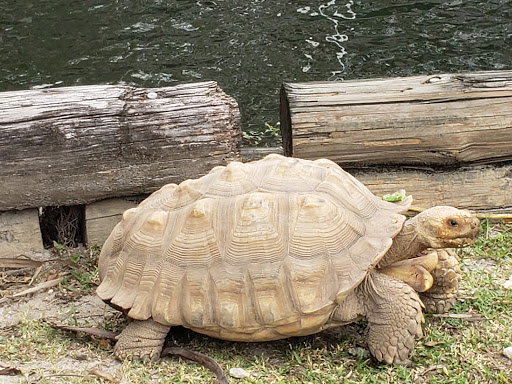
504, 346, 512, 360
504, 276, 512, 290
348, 346, 370, 359
229, 367, 250, 379
146, 92, 158, 99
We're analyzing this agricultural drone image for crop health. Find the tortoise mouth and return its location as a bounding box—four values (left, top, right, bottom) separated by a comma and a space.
452, 236, 477, 247
462, 237, 477, 245
441, 235, 478, 248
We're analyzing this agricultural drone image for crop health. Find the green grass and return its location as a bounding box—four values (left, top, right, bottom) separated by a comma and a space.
242, 123, 281, 147
1, 222, 511, 383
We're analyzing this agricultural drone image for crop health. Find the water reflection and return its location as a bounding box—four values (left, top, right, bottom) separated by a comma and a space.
318, 0, 356, 80
0, 0, 511, 146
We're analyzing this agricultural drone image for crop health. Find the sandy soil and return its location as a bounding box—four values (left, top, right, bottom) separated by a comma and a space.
0, 249, 123, 383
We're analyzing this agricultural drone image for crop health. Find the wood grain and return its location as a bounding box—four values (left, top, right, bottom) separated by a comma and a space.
0, 209, 43, 258
281, 71, 512, 167
85, 198, 139, 246
0, 82, 241, 210
350, 164, 512, 210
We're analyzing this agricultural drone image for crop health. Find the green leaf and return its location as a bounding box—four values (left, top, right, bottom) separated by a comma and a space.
53, 241, 65, 250
382, 191, 406, 202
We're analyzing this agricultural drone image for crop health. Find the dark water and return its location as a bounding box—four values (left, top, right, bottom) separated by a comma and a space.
1, 0, 511, 145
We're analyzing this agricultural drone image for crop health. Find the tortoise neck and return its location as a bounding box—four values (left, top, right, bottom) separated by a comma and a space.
378, 216, 426, 268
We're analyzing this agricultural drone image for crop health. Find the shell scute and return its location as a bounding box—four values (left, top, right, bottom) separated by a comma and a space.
205, 161, 258, 197
99, 208, 168, 310
211, 272, 260, 330
288, 193, 363, 261
138, 183, 179, 211
284, 257, 338, 315
316, 171, 380, 219
151, 266, 185, 326
127, 260, 162, 319
248, 266, 299, 326
180, 270, 214, 328
225, 193, 285, 265
164, 199, 222, 269
122, 207, 139, 223
333, 235, 393, 301
258, 156, 325, 192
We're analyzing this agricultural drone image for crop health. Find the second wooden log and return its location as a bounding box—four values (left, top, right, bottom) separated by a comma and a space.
281, 71, 512, 167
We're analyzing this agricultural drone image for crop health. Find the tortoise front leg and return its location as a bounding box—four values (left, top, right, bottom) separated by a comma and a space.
419, 249, 461, 313
114, 318, 170, 362
362, 272, 424, 365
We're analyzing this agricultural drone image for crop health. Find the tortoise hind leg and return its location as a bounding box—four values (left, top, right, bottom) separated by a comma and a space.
362, 272, 424, 364
419, 249, 461, 313
114, 319, 170, 362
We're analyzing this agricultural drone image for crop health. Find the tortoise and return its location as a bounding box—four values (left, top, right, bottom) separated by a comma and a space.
97, 154, 479, 364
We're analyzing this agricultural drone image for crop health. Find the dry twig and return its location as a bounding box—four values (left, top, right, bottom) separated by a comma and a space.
162, 346, 228, 384
90, 368, 120, 383
0, 258, 43, 269
410, 205, 512, 220
49, 323, 119, 340
432, 313, 484, 321
12, 275, 67, 298
0, 364, 22, 376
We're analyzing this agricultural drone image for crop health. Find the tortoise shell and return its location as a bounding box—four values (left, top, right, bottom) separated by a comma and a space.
97, 154, 411, 341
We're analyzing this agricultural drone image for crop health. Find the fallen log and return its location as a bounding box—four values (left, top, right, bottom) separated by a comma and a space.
281, 71, 512, 167
0, 82, 241, 211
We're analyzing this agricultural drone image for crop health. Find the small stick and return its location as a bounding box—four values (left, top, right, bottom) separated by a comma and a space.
29, 265, 44, 286
90, 368, 120, 383
0, 365, 22, 376
0, 258, 43, 269
409, 205, 512, 220
49, 323, 119, 340
1, 267, 35, 277
161, 346, 228, 384
432, 313, 484, 321
475, 213, 512, 220
12, 276, 66, 298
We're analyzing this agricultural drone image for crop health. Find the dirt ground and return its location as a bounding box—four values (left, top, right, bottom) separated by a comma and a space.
1, 291, 120, 382
0, 248, 124, 383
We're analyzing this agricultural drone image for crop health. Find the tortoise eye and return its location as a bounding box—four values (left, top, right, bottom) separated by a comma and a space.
448, 219, 458, 227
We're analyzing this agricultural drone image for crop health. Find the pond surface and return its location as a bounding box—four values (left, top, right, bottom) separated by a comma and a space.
1, 0, 511, 145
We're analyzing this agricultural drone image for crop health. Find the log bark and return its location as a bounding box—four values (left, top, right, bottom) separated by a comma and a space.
349, 164, 512, 211
0, 82, 241, 210
281, 71, 512, 167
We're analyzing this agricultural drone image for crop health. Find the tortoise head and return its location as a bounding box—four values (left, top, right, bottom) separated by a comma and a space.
415, 206, 480, 248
